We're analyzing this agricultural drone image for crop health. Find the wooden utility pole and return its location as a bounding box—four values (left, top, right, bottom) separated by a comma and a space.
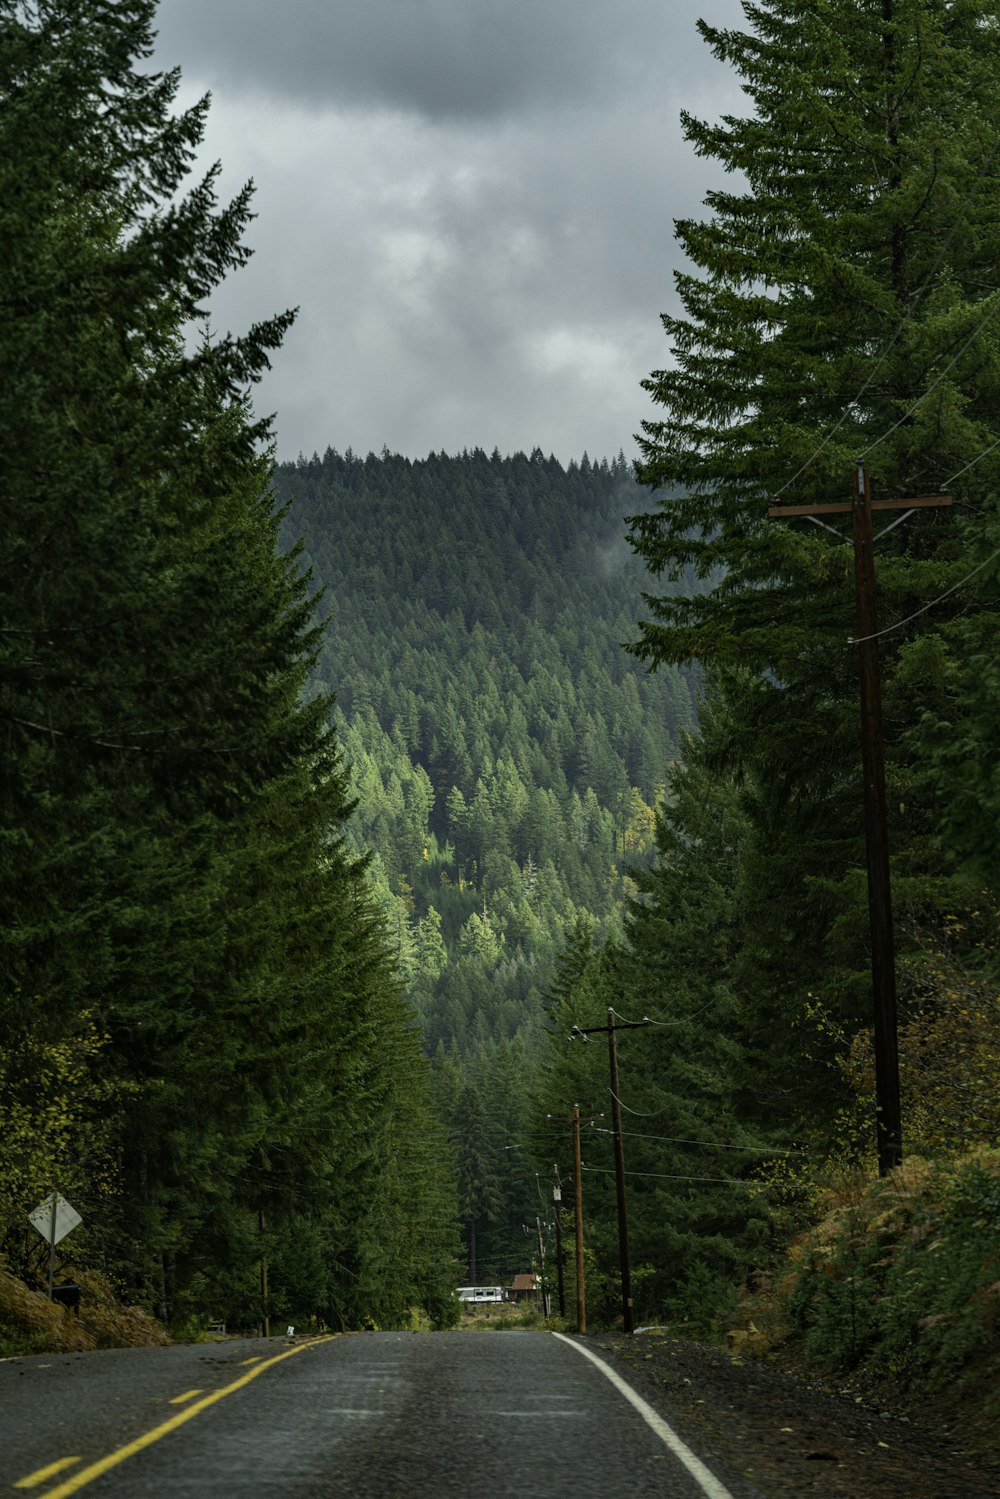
548, 1106, 604, 1332
552, 1164, 566, 1318
571, 1105, 586, 1333
769, 463, 951, 1176
571, 1012, 651, 1333
535, 1216, 550, 1317
258, 1202, 270, 1338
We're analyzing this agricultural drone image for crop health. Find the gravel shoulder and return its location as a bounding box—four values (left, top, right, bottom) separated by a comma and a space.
584, 1329, 1000, 1499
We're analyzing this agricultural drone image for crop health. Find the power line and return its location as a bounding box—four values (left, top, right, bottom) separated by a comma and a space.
549, 1104, 807, 1154
847, 544, 1000, 644
608, 1001, 718, 1030
607, 1090, 669, 1120
787, 430, 1000, 559
592, 1124, 802, 1155
770, 355, 894, 504
580, 1163, 762, 1188
857, 292, 1000, 462
772, 423, 1000, 645
942, 433, 1000, 489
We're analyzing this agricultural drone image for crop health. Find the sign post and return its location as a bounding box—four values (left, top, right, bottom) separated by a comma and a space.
28, 1193, 82, 1298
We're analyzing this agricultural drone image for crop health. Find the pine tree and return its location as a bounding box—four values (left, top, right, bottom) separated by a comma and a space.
1, 0, 290, 1026
0, 0, 460, 1327
451, 1082, 504, 1282
629, 0, 1000, 1141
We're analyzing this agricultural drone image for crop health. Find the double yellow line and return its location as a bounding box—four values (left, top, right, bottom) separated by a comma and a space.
14, 1336, 335, 1498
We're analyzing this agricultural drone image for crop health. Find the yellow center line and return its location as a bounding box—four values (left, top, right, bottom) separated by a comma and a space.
167, 1388, 203, 1405
13, 1458, 82, 1490
239, 1356, 263, 1365
26, 1336, 336, 1499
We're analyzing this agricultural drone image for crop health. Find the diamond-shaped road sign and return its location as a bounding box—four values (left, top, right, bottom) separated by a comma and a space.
28, 1193, 82, 1246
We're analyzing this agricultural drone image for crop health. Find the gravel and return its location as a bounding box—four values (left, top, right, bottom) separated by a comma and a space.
584, 1329, 1000, 1499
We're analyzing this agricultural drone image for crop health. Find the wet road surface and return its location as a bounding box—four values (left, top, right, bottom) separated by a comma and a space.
1, 1330, 763, 1497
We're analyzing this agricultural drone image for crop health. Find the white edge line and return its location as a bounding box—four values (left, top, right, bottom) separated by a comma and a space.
551, 1332, 736, 1499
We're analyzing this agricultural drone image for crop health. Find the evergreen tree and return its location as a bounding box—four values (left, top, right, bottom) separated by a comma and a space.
629, 0, 1000, 1142
0, 0, 459, 1327
451, 1082, 504, 1282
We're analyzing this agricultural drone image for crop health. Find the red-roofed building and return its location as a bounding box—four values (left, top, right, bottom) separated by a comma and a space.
509, 1272, 539, 1303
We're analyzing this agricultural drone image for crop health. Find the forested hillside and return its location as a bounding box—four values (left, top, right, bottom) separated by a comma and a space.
272, 448, 699, 1280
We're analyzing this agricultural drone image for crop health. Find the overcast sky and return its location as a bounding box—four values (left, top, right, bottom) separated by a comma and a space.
152, 0, 747, 465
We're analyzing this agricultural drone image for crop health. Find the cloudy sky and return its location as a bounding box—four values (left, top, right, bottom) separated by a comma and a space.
152, 0, 747, 464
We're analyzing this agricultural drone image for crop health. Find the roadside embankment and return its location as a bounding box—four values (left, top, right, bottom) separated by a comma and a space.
0, 1263, 167, 1356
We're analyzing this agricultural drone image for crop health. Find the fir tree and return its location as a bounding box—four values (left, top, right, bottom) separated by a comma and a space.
629, 0, 1000, 1142
0, 0, 459, 1327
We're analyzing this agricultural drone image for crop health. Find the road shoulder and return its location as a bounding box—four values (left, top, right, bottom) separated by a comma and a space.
582, 1330, 1000, 1499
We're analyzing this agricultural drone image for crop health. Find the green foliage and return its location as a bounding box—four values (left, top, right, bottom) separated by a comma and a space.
785, 1153, 1000, 1392
529, 704, 789, 1332
528, 2, 1000, 1341
0, 1326, 53, 1360
0, 1011, 124, 1248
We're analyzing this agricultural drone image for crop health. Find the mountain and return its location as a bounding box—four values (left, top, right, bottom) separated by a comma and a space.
272, 445, 697, 1280
274, 446, 696, 1048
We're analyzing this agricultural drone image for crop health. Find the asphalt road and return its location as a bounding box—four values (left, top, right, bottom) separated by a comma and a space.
1, 1331, 764, 1498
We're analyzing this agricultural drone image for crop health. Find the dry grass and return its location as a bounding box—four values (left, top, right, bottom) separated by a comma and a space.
74, 1267, 168, 1349
0, 1262, 167, 1355
0, 1264, 95, 1352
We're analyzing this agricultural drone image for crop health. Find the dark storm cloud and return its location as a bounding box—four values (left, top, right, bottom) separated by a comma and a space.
154, 0, 714, 119
193, 89, 738, 461
153, 0, 749, 460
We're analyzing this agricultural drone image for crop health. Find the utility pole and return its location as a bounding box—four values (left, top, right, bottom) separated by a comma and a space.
571, 1105, 586, 1334
768, 464, 951, 1176
547, 1106, 603, 1332
535, 1216, 550, 1317
552, 1164, 566, 1318
571, 1012, 651, 1333
258, 1202, 270, 1338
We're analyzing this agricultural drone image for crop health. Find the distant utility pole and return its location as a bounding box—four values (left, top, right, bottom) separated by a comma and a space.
571, 1011, 651, 1333
769, 463, 951, 1176
548, 1106, 602, 1333
534, 1216, 550, 1317
571, 1105, 586, 1333
552, 1165, 566, 1318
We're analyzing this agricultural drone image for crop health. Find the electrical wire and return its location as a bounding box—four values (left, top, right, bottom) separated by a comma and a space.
943, 433, 1000, 488
607, 1088, 670, 1120
847, 543, 1000, 644
580, 1163, 762, 1187
857, 292, 1000, 461
591, 1124, 801, 1155
608, 1001, 718, 1029
779, 429, 1000, 563
771, 417, 1000, 644
770, 353, 894, 503
840, 426, 1000, 642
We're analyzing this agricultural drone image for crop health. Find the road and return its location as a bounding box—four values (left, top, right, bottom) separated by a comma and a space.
1, 1330, 763, 1498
